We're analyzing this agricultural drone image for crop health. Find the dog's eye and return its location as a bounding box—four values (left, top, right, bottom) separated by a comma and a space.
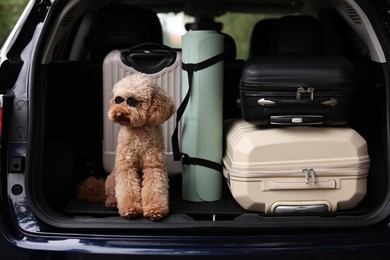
126, 97, 138, 107
114, 96, 125, 104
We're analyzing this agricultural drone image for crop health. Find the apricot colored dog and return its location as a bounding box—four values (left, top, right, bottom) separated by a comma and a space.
105, 73, 175, 220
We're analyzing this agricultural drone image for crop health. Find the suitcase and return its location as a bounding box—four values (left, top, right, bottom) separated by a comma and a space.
238, 56, 355, 126
102, 43, 182, 174
223, 120, 370, 213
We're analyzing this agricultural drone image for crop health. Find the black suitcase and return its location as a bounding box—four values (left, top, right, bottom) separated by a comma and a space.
238, 56, 355, 126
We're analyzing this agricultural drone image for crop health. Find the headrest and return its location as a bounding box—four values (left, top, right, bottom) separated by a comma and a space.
269, 16, 324, 55
249, 19, 276, 56
222, 33, 237, 60
90, 5, 162, 60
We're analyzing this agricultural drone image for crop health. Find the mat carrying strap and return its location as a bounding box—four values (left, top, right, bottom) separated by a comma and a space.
172, 53, 224, 173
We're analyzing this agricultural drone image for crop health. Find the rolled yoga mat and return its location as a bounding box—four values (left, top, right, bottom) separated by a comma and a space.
181, 30, 224, 202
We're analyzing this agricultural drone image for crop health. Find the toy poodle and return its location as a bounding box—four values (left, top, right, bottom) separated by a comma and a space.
105, 73, 175, 220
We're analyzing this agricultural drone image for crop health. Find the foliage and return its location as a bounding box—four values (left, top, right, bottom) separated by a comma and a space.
0, 0, 29, 46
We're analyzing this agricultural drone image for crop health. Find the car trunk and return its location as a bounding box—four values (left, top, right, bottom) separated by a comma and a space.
25, 0, 390, 231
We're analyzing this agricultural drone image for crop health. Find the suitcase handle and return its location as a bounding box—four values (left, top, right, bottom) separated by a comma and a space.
128, 42, 173, 51
121, 42, 177, 74
270, 115, 324, 125
258, 97, 338, 107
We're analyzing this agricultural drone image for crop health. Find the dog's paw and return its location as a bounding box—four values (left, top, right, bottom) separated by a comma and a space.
105, 197, 117, 209
119, 207, 143, 219
143, 207, 169, 221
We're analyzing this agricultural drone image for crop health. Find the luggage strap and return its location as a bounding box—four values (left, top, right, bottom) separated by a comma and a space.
172, 53, 224, 173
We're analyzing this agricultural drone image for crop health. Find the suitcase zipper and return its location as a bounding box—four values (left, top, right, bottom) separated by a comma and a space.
225, 164, 370, 178
241, 82, 354, 96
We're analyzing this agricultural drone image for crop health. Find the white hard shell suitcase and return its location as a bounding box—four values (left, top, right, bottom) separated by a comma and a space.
223, 120, 370, 213
102, 43, 182, 173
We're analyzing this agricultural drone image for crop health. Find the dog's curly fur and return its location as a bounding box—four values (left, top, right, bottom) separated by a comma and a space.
104, 73, 175, 221
77, 176, 106, 202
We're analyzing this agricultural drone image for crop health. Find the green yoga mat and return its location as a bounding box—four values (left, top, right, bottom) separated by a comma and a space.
181, 30, 224, 202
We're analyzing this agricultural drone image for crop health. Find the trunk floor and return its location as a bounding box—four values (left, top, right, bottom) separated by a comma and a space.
63, 174, 370, 218
64, 174, 247, 216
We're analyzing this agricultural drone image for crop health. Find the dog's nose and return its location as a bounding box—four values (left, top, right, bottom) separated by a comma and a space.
115, 112, 124, 121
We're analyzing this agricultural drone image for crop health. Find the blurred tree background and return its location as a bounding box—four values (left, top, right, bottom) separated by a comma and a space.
0, 0, 29, 46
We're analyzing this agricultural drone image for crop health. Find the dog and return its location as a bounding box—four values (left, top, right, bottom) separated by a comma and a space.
105, 73, 175, 221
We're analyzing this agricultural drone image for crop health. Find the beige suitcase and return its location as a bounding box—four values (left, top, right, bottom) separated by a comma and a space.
102, 44, 182, 174
223, 120, 370, 213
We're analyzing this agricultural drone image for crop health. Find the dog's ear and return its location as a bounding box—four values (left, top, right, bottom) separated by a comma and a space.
147, 85, 176, 125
